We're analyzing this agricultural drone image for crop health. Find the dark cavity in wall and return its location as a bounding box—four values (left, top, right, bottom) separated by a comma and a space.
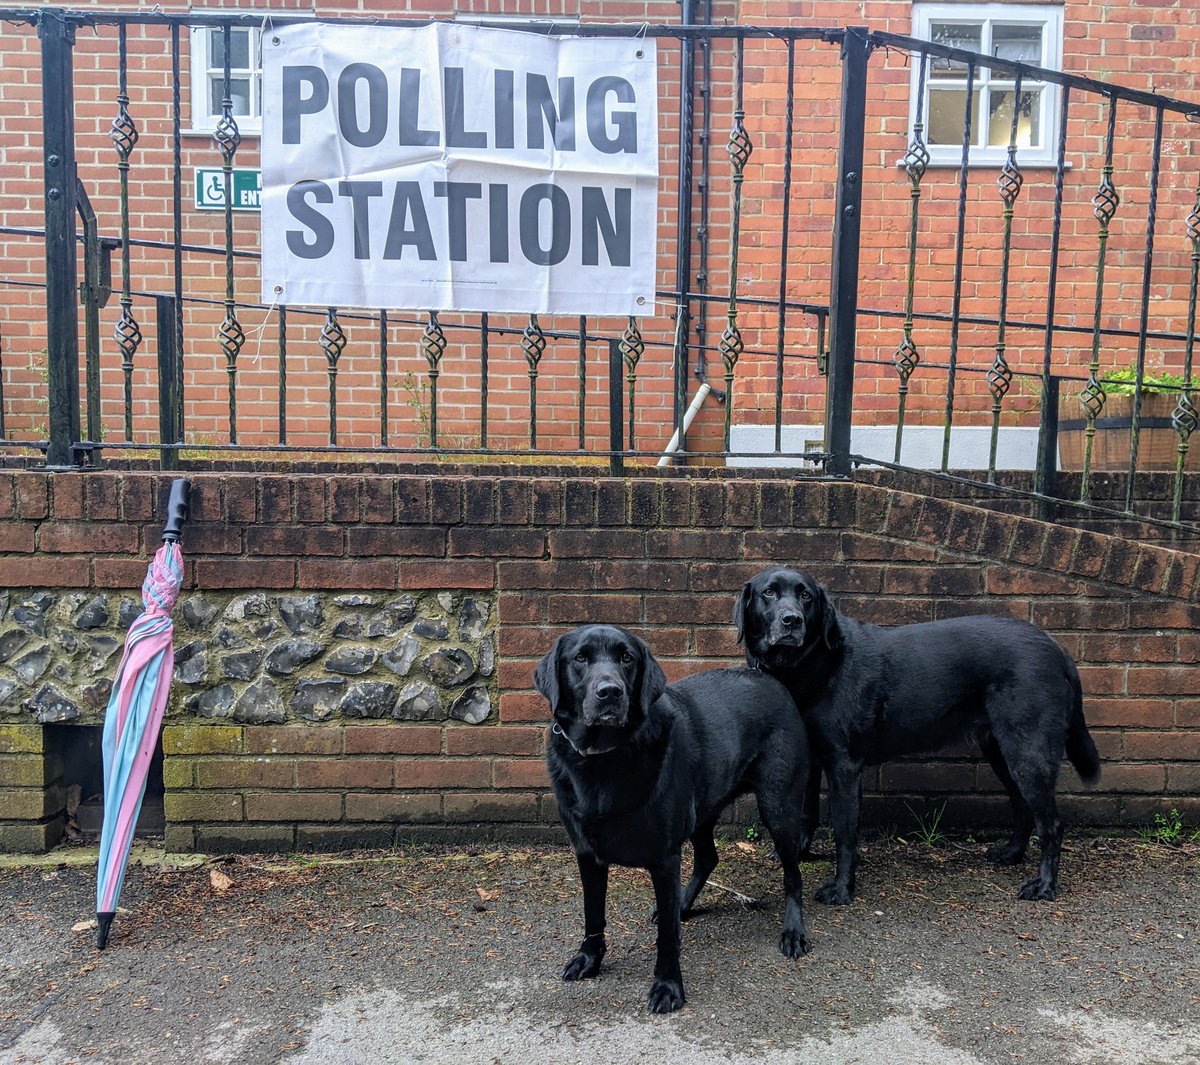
45, 724, 165, 838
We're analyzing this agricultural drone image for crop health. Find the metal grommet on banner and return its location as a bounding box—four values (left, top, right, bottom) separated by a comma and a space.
634, 21, 649, 59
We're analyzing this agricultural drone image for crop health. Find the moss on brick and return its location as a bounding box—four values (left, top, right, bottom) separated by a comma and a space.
0, 755, 49, 788
3, 786, 65, 821
161, 757, 196, 789
162, 824, 196, 853
162, 725, 244, 756
0, 817, 65, 853
0, 725, 43, 754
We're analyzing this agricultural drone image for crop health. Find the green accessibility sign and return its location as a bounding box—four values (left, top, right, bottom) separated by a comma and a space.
194, 167, 262, 211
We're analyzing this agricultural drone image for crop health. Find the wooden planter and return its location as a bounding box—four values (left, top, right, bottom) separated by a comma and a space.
1058, 391, 1199, 472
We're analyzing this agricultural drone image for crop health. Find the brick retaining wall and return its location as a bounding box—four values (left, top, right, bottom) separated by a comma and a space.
0, 469, 1198, 852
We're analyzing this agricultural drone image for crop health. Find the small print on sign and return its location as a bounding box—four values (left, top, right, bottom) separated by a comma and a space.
260, 23, 659, 316
195, 167, 263, 212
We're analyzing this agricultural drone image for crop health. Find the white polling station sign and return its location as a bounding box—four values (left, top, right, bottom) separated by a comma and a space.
260, 23, 659, 316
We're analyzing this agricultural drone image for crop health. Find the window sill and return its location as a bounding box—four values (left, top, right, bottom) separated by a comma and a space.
894, 157, 1073, 171
181, 128, 262, 140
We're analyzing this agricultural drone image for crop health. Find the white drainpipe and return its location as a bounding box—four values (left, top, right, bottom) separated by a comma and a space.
657, 383, 714, 466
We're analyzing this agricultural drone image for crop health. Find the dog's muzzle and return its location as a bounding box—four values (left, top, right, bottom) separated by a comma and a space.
583, 680, 627, 727
767, 608, 806, 649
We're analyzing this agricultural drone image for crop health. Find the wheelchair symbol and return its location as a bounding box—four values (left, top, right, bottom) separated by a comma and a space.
204, 173, 227, 205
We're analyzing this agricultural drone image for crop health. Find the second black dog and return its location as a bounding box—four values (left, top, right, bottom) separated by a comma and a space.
735, 567, 1101, 905
534, 624, 815, 1014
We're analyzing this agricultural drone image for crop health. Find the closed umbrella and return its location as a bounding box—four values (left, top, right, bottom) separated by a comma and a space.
95, 478, 190, 950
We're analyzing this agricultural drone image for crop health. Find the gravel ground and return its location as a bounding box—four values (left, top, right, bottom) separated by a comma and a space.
0, 834, 1197, 1064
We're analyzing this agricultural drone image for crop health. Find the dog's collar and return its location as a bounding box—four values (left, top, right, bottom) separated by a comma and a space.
552, 722, 623, 757
759, 635, 819, 670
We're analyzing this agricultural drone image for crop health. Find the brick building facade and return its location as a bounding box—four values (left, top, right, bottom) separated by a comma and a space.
2, 1, 1199, 463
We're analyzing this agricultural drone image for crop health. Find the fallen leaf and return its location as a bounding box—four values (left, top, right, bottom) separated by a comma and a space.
72, 919, 97, 933
210, 869, 235, 894
475, 887, 498, 902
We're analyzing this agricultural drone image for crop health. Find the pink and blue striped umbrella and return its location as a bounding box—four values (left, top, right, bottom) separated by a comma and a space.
96, 480, 189, 950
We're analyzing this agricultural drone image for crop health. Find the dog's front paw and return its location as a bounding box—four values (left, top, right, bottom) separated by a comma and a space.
986, 842, 1026, 866
647, 976, 686, 1014
562, 948, 604, 981
814, 880, 854, 905
1017, 877, 1057, 902
778, 927, 812, 958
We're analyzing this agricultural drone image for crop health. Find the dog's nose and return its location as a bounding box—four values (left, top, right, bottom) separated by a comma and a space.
593, 680, 624, 701
779, 610, 802, 630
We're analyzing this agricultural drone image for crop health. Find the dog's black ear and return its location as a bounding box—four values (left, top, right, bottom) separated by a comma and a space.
818, 585, 843, 653
634, 636, 667, 715
735, 581, 766, 668
533, 637, 564, 714
733, 581, 753, 645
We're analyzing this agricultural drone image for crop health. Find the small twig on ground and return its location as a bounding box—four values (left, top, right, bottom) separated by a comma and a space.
706, 880, 760, 909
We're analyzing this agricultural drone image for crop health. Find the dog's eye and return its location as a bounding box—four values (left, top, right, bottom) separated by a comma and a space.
573, 653, 587, 663
799, 590, 812, 603
762, 588, 778, 600
620, 651, 634, 664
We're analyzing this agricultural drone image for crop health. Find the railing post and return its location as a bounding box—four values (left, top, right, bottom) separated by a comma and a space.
157, 295, 182, 471
1035, 374, 1061, 518
77, 180, 114, 464
670, 0, 697, 446
39, 8, 82, 469
608, 338, 625, 476
824, 27, 870, 478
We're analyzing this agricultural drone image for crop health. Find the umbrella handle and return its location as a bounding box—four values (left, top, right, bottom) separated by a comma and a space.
162, 478, 191, 544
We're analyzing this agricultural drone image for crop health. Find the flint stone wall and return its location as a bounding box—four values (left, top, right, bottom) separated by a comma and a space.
0, 588, 497, 727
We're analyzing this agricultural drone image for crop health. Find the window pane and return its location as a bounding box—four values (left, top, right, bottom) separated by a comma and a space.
210, 28, 251, 70
210, 76, 252, 117
929, 22, 982, 79
992, 24, 1043, 65
928, 87, 979, 146
987, 88, 1042, 148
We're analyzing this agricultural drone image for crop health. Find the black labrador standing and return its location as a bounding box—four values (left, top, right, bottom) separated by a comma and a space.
534, 624, 815, 1014
735, 567, 1101, 905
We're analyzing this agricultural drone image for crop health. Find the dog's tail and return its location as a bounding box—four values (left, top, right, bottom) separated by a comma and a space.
1064, 658, 1101, 784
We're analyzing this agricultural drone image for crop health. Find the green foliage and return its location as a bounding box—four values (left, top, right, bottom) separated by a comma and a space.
1139, 808, 1195, 847
744, 824, 762, 843
871, 823, 901, 846
400, 370, 434, 448
905, 802, 947, 848
1102, 366, 1188, 395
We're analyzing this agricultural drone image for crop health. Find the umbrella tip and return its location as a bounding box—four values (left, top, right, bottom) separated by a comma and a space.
96, 912, 115, 951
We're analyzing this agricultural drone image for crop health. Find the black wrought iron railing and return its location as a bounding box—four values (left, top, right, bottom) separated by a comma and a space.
0, 9, 1197, 534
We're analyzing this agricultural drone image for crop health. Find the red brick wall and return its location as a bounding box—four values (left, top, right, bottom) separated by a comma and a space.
0, 0, 723, 456
5, 4, 1198, 461
0, 467, 1197, 852
733, 0, 1200, 436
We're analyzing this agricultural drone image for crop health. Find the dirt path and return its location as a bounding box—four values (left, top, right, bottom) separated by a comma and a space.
1, 836, 1197, 1064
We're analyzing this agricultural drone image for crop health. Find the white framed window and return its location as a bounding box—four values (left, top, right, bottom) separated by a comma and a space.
911, 3, 1064, 167
188, 24, 263, 136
